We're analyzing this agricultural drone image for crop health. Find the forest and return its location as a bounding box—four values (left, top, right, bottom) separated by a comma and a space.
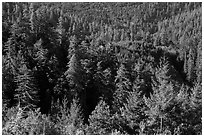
2, 2, 202, 135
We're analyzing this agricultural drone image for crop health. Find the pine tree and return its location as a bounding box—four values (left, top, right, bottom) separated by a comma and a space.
64, 41, 86, 117
172, 84, 201, 135
144, 61, 176, 134
195, 41, 201, 84
190, 83, 201, 109
120, 91, 148, 134
187, 48, 195, 82
14, 59, 39, 109
52, 98, 84, 135
120, 29, 125, 41
65, 53, 83, 95
2, 56, 17, 107
114, 63, 132, 111
129, 22, 134, 41
113, 28, 119, 42
2, 26, 20, 107
29, 3, 36, 33
69, 98, 84, 128
33, 39, 50, 69
22, 4, 29, 20
188, 83, 202, 134
56, 10, 65, 45
68, 35, 78, 59
160, 28, 168, 45
183, 50, 188, 74
87, 100, 113, 134
3, 36, 18, 74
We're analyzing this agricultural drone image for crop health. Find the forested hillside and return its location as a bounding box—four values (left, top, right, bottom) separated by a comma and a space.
2, 2, 202, 135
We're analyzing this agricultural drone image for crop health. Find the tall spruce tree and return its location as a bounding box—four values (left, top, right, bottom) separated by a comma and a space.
187, 48, 195, 83
2, 56, 17, 107
189, 83, 202, 134
29, 3, 36, 33
14, 56, 39, 109
144, 60, 176, 134
195, 41, 202, 84
64, 36, 86, 118
56, 10, 65, 45
87, 100, 113, 135
65, 53, 83, 97
113, 63, 132, 111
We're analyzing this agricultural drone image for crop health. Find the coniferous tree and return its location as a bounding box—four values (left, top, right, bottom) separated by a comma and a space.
69, 98, 84, 128
68, 35, 78, 59
64, 37, 86, 117
2, 56, 17, 107
56, 10, 65, 45
29, 3, 36, 33
183, 50, 188, 74
187, 48, 195, 83
34, 39, 48, 66
2, 28, 20, 107
14, 56, 39, 109
3, 36, 18, 74
113, 63, 132, 111
144, 61, 176, 134
189, 83, 202, 134
160, 28, 168, 45
65, 53, 83, 97
172, 84, 201, 135
120, 29, 125, 41
120, 91, 148, 134
190, 83, 201, 109
87, 100, 113, 134
195, 41, 202, 84
130, 23, 134, 41
55, 98, 84, 135
113, 28, 119, 42
1, 2, 202, 135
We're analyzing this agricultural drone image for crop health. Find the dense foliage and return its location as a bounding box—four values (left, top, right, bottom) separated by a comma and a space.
2, 2, 202, 135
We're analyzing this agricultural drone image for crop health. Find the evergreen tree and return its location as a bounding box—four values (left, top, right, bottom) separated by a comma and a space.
120, 91, 148, 134
171, 84, 201, 135
120, 29, 125, 41
87, 100, 113, 134
130, 22, 134, 41
34, 39, 48, 66
56, 10, 65, 45
187, 48, 195, 83
195, 41, 201, 84
14, 58, 39, 109
64, 42, 86, 118
2, 56, 17, 107
189, 83, 202, 134
160, 28, 168, 45
1, 2, 202, 135
68, 35, 78, 59
29, 3, 36, 33
113, 63, 132, 111
69, 98, 84, 128
55, 98, 84, 135
113, 28, 119, 42
65, 53, 83, 96
183, 50, 188, 74
190, 83, 201, 109
144, 61, 176, 134
3, 37, 18, 74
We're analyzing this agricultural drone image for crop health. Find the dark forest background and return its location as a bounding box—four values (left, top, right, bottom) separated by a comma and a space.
2, 2, 202, 135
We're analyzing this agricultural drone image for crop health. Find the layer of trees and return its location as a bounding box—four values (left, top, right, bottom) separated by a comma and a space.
2, 2, 202, 135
